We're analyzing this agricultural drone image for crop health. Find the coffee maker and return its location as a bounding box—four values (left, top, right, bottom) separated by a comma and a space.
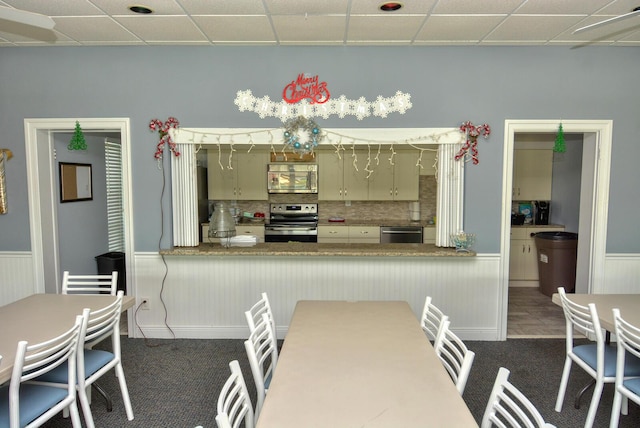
533, 201, 550, 225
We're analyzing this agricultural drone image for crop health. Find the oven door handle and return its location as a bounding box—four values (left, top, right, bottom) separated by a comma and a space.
266, 226, 317, 232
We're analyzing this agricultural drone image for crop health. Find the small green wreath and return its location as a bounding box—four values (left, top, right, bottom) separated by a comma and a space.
283, 116, 324, 154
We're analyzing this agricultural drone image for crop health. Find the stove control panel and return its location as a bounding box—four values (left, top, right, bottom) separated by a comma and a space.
270, 203, 317, 214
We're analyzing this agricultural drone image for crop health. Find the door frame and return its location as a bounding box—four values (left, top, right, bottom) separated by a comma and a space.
500, 119, 612, 339
24, 118, 134, 294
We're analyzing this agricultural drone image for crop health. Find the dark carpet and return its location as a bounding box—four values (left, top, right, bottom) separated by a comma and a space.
41, 338, 640, 427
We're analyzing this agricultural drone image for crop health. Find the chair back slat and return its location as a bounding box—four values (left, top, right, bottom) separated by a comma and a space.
62, 270, 118, 295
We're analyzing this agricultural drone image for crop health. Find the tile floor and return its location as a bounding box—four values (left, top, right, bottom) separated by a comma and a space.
507, 287, 566, 338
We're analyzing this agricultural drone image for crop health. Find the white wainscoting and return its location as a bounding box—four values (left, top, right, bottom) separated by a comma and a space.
0, 252, 35, 306
597, 254, 640, 294
132, 253, 503, 341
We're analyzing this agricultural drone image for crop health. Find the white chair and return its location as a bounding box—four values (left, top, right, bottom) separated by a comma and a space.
554, 287, 640, 428
482, 367, 556, 428
0, 315, 84, 428
36, 290, 133, 428
216, 360, 254, 428
434, 319, 475, 395
244, 313, 279, 423
245, 292, 277, 340
610, 308, 640, 428
420, 296, 448, 342
62, 270, 118, 295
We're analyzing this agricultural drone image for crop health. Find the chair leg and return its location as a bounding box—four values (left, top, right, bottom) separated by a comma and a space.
78, 385, 96, 428
116, 363, 134, 420
555, 357, 573, 412
583, 379, 604, 428
610, 390, 623, 428
574, 379, 596, 409
92, 382, 113, 412
68, 402, 83, 428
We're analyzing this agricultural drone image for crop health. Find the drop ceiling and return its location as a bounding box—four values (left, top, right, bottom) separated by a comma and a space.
1, 0, 639, 47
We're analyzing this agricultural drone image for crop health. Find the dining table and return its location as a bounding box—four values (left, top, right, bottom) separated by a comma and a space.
0, 293, 135, 384
256, 300, 478, 428
551, 293, 640, 332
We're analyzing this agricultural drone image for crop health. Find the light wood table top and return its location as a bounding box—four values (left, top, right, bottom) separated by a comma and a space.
256, 300, 478, 428
0, 293, 135, 383
551, 293, 640, 332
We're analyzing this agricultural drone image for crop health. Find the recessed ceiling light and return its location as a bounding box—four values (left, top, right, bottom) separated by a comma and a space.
380, 2, 403, 12
129, 5, 153, 14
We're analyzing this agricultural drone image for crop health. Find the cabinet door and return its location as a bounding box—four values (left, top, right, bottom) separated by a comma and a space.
368, 157, 394, 200
513, 150, 553, 201
348, 226, 380, 243
318, 152, 345, 200
393, 152, 419, 201
509, 240, 526, 280
343, 149, 369, 201
423, 227, 436, 244
236, 151, 268, 200
208, 150, 236, 200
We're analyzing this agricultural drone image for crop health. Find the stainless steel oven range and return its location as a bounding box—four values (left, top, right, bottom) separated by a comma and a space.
265, 203, 318, 243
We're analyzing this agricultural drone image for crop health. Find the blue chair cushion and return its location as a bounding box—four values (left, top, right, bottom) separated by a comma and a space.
623, 377, 640, 395
36, 349, 115, 383
264, 372, 272, 390
573, 344, 640, 377
0, 384, 67, 427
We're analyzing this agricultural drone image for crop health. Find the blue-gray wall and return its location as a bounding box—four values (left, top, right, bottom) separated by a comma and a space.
1, 46, 639, 253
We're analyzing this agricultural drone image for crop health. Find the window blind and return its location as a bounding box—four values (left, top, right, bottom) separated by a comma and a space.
105, 139, 125, 252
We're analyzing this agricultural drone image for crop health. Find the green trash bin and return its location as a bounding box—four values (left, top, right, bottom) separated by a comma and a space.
534, 232, 578, 297
95, 251, 126, 292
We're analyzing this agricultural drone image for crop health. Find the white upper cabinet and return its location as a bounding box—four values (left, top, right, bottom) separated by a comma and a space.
208, 149, 269, 200
513, 149, 553, 201
368, 151, 419, 201
318, 150, 368, 201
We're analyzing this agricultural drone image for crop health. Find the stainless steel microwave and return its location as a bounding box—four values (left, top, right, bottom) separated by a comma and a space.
267, 164, 318, 194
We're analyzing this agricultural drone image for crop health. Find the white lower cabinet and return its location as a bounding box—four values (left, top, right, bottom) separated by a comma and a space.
509, 226, 564, 281
202, 224, 264, 243
423, 227, 436, 244
318, 225, 380, 244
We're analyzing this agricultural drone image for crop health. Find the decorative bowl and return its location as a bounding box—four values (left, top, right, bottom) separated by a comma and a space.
450, 232, 476, 252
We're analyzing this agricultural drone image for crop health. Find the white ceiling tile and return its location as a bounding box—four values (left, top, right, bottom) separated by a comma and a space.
1, 0, 102, 16
347, 15, 426, 41
431, 0, 524, 15
515, 0, 607, 15
52, 17, 141, 42
271, 15, 345, 42
114, 16, 207, 42
179, 0, 267, 15
416, 16, 505, 41
485, 15, 585, 41
264, 0, 348, 15
193, 16, 274, 41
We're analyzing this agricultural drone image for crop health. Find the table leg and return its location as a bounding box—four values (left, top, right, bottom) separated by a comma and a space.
92, 382, 113, 412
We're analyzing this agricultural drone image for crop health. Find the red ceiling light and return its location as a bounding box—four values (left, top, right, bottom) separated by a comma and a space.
380, 2, 403, 12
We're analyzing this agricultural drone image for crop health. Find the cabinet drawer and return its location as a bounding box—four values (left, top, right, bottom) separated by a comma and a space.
202, 224, 264, 243
348, 226, 379, 243
318, 226, 349, 240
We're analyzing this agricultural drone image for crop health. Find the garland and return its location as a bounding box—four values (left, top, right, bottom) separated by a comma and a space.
149, 117, 180, 160
283, 116, 324, 155
454, 121, 491, 165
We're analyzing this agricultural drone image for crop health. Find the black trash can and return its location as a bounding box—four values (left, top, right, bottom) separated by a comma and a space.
534, 232, 578, 297
95, 251, 126, 292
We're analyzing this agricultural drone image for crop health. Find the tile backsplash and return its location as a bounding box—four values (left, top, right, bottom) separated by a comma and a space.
214, 176, 436, 223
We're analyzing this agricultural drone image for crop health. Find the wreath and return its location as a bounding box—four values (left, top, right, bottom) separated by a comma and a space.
149, 117, 180, 160
283, 116, 324, 154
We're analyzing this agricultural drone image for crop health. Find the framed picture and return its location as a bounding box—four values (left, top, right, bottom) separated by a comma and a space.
59, 162, 93, 202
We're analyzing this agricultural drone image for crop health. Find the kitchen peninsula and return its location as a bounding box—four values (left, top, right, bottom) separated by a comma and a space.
161, 242, 475, 257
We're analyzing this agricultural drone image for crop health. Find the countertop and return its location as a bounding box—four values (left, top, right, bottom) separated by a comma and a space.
510, 224, 565, 228
161, 242, 474, 257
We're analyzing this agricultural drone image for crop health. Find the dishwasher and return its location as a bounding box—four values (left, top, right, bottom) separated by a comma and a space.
380, 226, 423, 243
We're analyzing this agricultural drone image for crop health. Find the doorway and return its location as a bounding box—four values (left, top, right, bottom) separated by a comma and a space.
500, 120, 612, 340
24, 118, 134, 296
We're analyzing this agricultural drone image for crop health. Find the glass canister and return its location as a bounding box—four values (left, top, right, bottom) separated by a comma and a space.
209, 202, 236, 246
